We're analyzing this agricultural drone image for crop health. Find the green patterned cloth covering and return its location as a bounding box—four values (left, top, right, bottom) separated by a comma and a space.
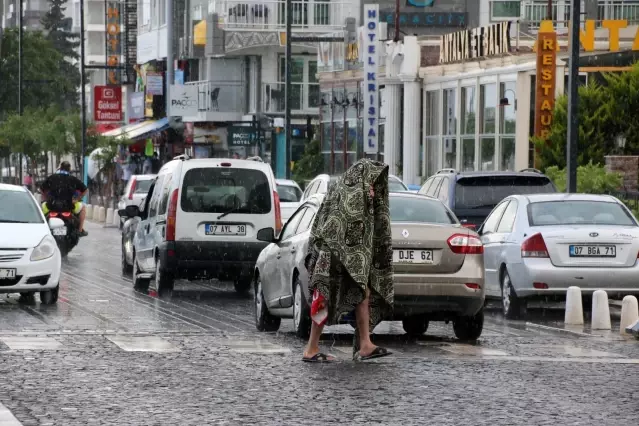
306, 159, 394, 354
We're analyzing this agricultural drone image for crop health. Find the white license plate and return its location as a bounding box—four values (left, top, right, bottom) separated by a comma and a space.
569, 245, 616, 257
205, 224, 246, 236
0, 268, 16, 279
393, 249, 434, 264
52, 227, 67, 236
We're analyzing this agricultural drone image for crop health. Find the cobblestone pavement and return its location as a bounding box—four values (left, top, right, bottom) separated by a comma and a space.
0, 223, 638, 425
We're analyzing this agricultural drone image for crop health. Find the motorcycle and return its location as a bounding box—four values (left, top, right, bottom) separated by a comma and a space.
43, 200, 80, 257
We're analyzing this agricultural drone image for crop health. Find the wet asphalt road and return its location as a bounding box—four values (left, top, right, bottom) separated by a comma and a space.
0, 223, 638, 425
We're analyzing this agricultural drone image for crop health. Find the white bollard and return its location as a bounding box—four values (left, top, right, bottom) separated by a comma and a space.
105, 208, 114, 225
591, 290, 612, 330
98, 206, 106, 223
86, 204, 93, 220
620, 295, 639, 335
565, 286, 584, 325
113, 209, 121, 226
92, 205, 100, 221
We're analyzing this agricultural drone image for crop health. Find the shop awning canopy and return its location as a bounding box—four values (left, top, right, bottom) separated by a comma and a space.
563, 50, 639, 71
101, 118, 170, 142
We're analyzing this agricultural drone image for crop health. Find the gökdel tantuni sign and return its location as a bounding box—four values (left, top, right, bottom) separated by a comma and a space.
439, 21, 512, 64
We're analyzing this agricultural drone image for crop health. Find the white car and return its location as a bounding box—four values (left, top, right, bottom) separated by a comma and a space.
275, 179, 303, 224
0, 184, 63, 304
479, 193, 639, 318
302, 173, 408, 201
117, 174, 156, 228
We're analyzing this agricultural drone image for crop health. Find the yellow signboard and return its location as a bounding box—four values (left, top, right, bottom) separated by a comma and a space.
535, 19, 639, 52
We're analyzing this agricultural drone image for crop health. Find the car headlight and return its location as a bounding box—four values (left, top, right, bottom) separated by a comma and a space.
31, 235, 57, 261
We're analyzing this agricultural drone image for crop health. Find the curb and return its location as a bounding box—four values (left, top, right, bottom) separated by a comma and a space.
525, 322, 593, 338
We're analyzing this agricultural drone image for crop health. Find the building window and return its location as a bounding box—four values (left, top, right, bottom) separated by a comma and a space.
278, 56, 319, 111
461, 86, 476, 171
499, 81, 516, 171
480, 83, 496, 171
442, 88, 456, 169
159, 0, 166, 26
424, 91, 439, 178
490, 1, 521, 20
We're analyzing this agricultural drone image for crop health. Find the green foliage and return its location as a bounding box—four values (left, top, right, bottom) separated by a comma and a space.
292, 137, 324, 187
0, 29, 77, 116
545, 161, 623, 193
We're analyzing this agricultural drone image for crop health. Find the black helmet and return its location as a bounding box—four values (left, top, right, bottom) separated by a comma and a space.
59, 161, 71, 172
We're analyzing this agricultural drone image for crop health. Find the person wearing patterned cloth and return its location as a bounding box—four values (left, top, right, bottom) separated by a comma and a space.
302, 158, 394, 363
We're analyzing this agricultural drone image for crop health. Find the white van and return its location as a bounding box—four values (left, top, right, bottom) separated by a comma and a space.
121, 156, 282, 297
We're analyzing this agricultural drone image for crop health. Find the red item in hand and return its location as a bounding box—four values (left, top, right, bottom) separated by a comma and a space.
310, 289, 328, 327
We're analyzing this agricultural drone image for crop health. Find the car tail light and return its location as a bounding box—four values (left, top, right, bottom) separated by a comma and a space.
220, 162, 232, 167
465, 283, 481, 290
128, 177, 137, 200
521, 233, 549, 258
533, 282, 549, 289
48, 212, 58, 217
447, 233, 483, 254
166, 189, 179, 241
273, 191, 282, 235
462, 223, 476, 230
61, 212, 71, 217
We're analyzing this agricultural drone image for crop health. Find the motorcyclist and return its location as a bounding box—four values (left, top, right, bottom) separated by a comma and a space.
40, 161, 89, 237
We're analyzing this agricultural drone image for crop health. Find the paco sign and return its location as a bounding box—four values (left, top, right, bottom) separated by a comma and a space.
168, 85, 199, 117
94, 85, 123, 122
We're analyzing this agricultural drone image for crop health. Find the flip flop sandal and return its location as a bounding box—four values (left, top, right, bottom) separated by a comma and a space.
356, 347, 392, 361
302, 353, 336, 363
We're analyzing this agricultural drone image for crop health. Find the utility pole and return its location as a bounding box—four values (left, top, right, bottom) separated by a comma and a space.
547, 0, 553, 20
284, 0, 292, 179
566, 0, 579, 192
18, 0, 23, 185
166, 0, 173, 115
80, 0, 88, 188
394, 0, 400, 41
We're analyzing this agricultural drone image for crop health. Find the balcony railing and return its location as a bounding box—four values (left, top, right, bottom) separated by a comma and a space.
210, 0, 349, 31
262, 81, 319, 114
185, 80, 245, 114
522, 0, 639, 30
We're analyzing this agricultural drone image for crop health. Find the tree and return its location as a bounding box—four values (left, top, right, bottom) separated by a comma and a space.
292, 137, 324, 187
41, 0, 81, 109
0, 29, 77, 116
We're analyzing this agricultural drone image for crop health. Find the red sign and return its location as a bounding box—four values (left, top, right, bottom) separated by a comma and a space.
94, 85, 123, 122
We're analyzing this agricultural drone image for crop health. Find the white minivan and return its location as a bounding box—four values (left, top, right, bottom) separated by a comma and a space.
119, 155, 282, 297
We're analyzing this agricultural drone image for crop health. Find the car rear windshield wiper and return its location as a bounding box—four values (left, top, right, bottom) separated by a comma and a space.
217, 206, 242, 220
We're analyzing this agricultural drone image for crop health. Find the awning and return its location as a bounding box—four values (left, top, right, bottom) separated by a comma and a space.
102, 118, 170, 141
562, 50, 639, 70
194, 20, 206, 46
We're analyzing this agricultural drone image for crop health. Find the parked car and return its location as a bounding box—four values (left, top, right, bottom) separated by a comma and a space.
302, 173, 408, 201
119, 155, 282, 297
275, 179, 303, 224
0, 183, 63, 304
478, 193, 639, 319
117, 174, 156, 229
253, 192, 485, 340
418, 168, 557, 228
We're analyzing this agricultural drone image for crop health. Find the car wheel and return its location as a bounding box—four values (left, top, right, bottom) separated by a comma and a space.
40, 284, 59, 305
132, 252, 150, 293
234, 277, 252, 296
402, 316, 429, 336
501, 270, 526, 319
453, 309, 484, 341
293, 276, 311, 339
121, 240, 132, 275
155, 256, 174, 299
254, 275, 281, 332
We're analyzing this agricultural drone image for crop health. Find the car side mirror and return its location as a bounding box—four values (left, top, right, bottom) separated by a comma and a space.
48, 217, 65, 229
256, 227, 276, 243
120, 205, 140, 218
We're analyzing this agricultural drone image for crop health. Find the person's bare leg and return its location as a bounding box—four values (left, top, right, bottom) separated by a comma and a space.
304, 322, 335, 360
355, 289, 377, 356
79, 206, 86, 232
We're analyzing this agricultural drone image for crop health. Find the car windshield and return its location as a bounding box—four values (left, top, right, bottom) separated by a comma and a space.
0, 190, 43, 223
390, 196, 457, 224
528, 200, 636, 226
455, 175, 555, 209
277, 184, 302, 202
135, 179, 153, 194
389, 177, 408, 192
180, 168, 271, 214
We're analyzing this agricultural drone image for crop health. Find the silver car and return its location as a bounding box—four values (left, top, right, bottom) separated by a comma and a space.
117, 174, 156, 228
254, 192, 486, 340
479, 193, 639, 319
275, 179, 303, 224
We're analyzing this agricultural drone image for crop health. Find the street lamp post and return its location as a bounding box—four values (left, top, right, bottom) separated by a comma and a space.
566, 0, 580, 192
80, 0, 88, 190
18, 0, 23, 185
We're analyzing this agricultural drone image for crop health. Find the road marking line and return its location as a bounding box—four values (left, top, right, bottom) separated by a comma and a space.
0, 336, 63, 350
438, 345, 509, 356
0, 403, 22, 425
106, 335, 179, 352
225, 340, 291, 355
525, 322, 592, 337
517, 344, 625, 358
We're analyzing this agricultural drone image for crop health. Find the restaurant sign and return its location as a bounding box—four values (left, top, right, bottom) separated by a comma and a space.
440, 21, 512, 64
534, 26, 557, 144
106, 1, 122, 85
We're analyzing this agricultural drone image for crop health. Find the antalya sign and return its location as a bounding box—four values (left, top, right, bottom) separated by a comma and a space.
364, 4, 379, 155
440, 21, 512, 64
106, 1, 122, 85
